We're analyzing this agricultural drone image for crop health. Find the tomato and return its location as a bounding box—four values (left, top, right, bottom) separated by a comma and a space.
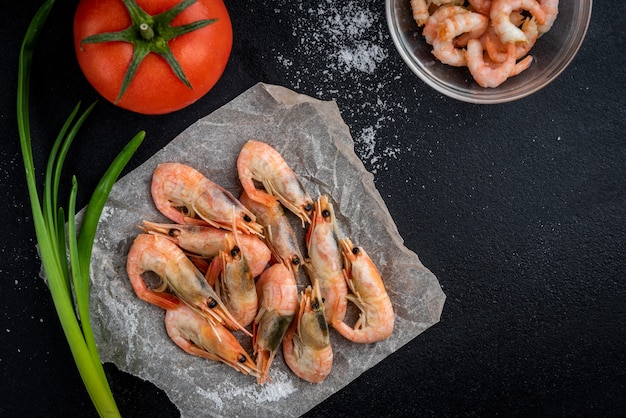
74, 0, 233, 115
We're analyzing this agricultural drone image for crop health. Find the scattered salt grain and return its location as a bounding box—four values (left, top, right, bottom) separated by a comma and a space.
272, 0, 413, 173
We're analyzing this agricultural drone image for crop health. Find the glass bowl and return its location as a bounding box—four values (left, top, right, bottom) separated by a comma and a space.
386, 0, 592, 104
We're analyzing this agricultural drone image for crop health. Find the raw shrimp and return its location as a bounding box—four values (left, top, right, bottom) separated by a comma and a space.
206, 236, 258, 328
237, 140, 314, 226
126, 233, 251, 336
240, 190, 305, 277
151, 162, 263, 236
282, 282, 333, 383
140, 220, 270, 278
253, 262, 299, 384
490, 0, 546, 44
164, 302, 260, 378
431, 11, 488, 66
332, 238, 394, 344
537, 0, 558, 35
305, 195, 348, 324
466, 38, 530, 88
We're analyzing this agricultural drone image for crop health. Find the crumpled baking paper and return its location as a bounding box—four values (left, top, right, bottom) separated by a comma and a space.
88, 83, 446, 417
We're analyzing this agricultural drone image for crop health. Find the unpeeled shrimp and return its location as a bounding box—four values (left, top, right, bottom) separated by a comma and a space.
140, 220, 270, 278
206, 235, 258, 328
332, 238, 394, 344
253, 262, 299, 384
164, 302, 260, 378
237, 140, 314, 226
305, 195, 348, 325
282, 282, 333, 383
126, 233, 251, 336
239, 190, 305, 277
490, 0, 546, 44
151, 162, 263, 236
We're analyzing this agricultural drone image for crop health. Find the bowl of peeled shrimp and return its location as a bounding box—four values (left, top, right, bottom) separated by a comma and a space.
386, 0, 592, 104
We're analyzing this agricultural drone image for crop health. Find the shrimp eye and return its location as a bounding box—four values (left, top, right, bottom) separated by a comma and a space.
237, 354, 247, 363
230, 246, 241, 258
291, 256, 301, 266
322, 209, 331, 218
168, 228, 179, 237
311, 300, 320, 310
243, 214, 252, 222
352, 247, 360, 255
207, 298, 218, 309
304, 203, 313, 213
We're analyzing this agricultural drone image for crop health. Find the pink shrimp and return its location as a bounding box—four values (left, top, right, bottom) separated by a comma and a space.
305, 195, 348, 325
466, 38, 530, 88
151, 162, 263, 236
410, 0, 431, 27
422, 5, 469, 45
332, 238, 394, 344
239, 190, 305, 277
140, 220, 270, 278
253, 262, 299, 383
282, 282, 333, 383
537, 0, 558, 35
468, 0, 492, 15
490, 0, 546, 44
164, 302, 260, 378
126, 233, 251, 336
432, 11, 488, 67
484, 17, 538, 62
205, 235, 258, 328
237, 140, 314, 226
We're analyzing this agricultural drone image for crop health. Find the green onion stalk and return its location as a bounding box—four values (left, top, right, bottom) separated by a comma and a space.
17, 1, 145, 416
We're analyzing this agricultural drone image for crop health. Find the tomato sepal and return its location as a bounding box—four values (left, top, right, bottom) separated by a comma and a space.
79, 0, 217, 103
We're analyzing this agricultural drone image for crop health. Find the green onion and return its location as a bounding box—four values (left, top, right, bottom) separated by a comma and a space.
17, 1, 146, 416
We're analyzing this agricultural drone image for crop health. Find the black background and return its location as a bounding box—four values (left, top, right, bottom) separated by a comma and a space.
2, 1, 624, 417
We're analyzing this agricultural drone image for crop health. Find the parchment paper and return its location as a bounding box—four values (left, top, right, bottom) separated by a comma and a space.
89, 83, 446, 417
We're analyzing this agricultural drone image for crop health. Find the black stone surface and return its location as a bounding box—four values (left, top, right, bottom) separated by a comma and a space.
1, 1, 624, 417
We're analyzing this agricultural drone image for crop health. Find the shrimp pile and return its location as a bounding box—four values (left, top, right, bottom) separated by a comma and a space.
410, 0, 558, 87
125, 140, 394, 385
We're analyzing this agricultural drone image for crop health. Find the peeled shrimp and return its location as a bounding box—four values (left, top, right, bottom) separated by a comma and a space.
468, 0, 492, 15
537, 0, 558, 35
240, 190, 305, 277
332, 238, 394, 344
410, 0, 431, 27
164, 302, 260, 378
490, 0, 546, 44
422, 5, 469, 45
151, 162, 263, 236
206, 235, 258, 328
431, 11, 488, 66
484, 17, 538, 62
140, 220, 270, 278
253, 262, 299, 384
466, 39, 531, 88
305, 195, 348, 325
237, 140, 314, 226
126, 233, 251, 336
282, 282, 333, 383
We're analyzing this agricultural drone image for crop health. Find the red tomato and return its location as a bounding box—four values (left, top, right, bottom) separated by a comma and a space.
74, 0, 233, 115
